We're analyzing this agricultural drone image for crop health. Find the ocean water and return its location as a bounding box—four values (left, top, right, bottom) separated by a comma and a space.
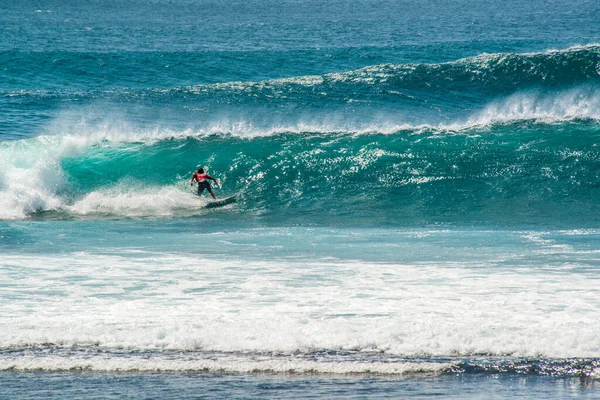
2, 0, 600, 398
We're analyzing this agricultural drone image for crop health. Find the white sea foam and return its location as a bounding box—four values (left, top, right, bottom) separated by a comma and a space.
1, 248, 600, 359
6, 84, 600, 150
67, 184, 203, 217
0, 352, 452, 374
47, 86, 600, 143
0, 135, 90, 219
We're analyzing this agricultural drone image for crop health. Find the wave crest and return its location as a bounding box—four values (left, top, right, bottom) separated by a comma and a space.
468, 86, 600, 125
175, 45, 600, 96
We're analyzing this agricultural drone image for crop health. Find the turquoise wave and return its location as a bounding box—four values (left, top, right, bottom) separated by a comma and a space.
2, 119, 598, 225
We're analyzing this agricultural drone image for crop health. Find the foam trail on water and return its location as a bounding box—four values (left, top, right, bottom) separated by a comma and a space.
67, 184, 202, 217
0, 352, 453, 375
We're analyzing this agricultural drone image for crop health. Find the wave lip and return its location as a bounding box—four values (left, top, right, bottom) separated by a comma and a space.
7, 82, 600, 147
467, 86, 600, 126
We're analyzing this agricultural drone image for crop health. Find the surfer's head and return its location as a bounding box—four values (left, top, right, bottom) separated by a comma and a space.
198, 168, 204, 173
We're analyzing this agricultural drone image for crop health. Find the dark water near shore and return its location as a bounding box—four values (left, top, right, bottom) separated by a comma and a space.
2, 371, 599, 399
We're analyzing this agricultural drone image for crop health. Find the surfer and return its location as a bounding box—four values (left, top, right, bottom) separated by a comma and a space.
190, 168, 218, 200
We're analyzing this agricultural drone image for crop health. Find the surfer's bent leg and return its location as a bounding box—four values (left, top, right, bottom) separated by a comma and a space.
197, 184, 205, 197
206, 183, 217, 200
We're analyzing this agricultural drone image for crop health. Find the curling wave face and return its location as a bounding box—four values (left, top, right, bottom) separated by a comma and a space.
1, 118, 600, 225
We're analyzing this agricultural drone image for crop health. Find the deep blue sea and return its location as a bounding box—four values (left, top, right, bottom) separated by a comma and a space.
2, 0, 600, 398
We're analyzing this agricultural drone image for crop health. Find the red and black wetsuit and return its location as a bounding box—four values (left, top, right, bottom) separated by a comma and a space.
192, 172, 213, 196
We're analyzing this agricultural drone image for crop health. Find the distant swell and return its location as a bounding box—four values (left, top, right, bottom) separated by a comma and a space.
4, 45, 600, 104
177, 45, 600, 95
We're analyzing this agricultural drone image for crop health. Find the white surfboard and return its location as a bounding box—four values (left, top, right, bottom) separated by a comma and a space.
204, 194, 237, 209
